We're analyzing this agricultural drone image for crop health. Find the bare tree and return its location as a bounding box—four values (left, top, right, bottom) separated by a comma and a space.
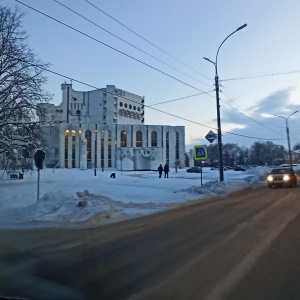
250, 141, 284, 166
0, 4, 51, 165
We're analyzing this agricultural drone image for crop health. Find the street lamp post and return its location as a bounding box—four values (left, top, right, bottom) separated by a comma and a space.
94, 126, 97, 176
274, 110, 298, 168
204, 24, 247, 182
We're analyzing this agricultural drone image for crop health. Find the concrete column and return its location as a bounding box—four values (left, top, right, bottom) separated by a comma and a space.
142, 126, 147, 147
110, 126, 116, 168
169, 128, 176, 168
68, 128, 72, 168
104, 129, 108, 168
75, 129, 80, 168
96, 126, 101, 168
126, 125, 131, 147
80, 138, 87, 170
59, 126, 65, 168
132, 125, 137, 147
91, 126, 96, 167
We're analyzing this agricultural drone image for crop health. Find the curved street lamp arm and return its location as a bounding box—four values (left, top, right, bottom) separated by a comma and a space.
273, 114, 285, 120
215, 24, 247, 72
287, 110, 299, 120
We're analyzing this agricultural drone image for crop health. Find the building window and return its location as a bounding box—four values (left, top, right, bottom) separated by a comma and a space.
166, 131, 169, 165
64, 130, 69, 168
136, 131, 142, 147
86, 130, 92, 167
176, 132, 180, 160
151, 131, 157, 147
121, 130, 127, 147
72, 130, 76, 168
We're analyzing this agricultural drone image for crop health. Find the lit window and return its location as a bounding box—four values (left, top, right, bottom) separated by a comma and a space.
121, 130, 127, 147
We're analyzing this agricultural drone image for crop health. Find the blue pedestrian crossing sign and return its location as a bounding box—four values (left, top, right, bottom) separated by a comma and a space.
193, 145, 208, 161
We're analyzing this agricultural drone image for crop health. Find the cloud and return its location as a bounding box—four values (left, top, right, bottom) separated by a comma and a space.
188, 88, 299, 148
221, 106, 251, 125
221, 87, 299, 129
249, 87, 296, 116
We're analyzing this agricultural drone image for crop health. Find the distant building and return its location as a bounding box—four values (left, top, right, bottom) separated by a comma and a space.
38, 83, 185, 170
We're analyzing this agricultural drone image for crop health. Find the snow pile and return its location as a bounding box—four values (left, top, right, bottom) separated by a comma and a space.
0, 167, 269, 228
180, 180, 249, 196
76, 190, 172, 209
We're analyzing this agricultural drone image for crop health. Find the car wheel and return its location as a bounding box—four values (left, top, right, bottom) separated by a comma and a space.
268, 184, 272, 189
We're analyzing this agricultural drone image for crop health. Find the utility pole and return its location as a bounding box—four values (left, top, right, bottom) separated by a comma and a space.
203, 23, 247, 182
274, 110, 298, 168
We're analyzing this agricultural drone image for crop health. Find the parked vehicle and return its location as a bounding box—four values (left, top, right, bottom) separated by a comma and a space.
267, 167, 297, 188
233, 165, 246, 171
186, 166, 202, 173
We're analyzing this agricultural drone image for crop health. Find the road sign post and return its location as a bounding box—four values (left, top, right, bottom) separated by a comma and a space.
34, 149, 45, 201
193, 145, 208, 186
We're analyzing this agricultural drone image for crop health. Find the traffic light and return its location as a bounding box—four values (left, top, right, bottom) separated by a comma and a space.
34, 149, 45, 170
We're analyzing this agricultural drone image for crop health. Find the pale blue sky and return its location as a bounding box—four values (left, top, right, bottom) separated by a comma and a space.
3, 0, 300, 150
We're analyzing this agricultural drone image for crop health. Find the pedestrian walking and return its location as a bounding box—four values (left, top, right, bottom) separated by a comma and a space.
164, 163, 169, 178
158, 164, 163, 178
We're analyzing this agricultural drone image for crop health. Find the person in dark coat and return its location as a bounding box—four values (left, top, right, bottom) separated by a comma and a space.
158, 164, 163, 178
164, 163, 169, 178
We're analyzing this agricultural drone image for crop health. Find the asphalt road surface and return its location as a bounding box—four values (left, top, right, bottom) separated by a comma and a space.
1, 182, 300, 300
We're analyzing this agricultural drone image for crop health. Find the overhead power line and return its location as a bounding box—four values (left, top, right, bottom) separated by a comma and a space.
10, 54, 285, 142
148, 91, 214, 106
22, 0, 278, 137
224, 131, 285, 141
84, 0, 212, 81
12, 2, 288, 142
16, 0, 214, 97
139, 89, 289, 139
52, 0, 211, 88
9, 55, 216, 130
219, 97, 286, 137
222, 70, 300, 82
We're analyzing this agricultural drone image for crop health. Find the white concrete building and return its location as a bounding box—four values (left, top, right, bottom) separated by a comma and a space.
38, 83, 185, 171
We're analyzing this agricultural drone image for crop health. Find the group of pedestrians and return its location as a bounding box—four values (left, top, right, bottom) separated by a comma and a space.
158, 163, 169, 178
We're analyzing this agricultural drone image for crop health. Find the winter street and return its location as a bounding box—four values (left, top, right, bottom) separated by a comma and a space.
1, 179, 300, 300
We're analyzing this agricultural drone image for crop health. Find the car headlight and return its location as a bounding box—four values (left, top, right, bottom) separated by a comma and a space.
283, 175, 290, 181
267, 175, 273, 182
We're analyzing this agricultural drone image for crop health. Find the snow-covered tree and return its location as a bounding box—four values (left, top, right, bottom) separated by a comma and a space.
0, 4, 51, 163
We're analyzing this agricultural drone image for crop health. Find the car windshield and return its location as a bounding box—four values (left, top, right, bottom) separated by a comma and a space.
270, 168, 293, 174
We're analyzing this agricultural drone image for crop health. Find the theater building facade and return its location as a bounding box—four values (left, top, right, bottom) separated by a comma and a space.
38, 83, 185, 171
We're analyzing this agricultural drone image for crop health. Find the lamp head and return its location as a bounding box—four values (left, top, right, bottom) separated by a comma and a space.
203, 57, 215, 65
236, 24, 247, 31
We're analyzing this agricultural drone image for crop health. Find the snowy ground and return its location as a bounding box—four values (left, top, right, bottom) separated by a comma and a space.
0, 166, 270, 229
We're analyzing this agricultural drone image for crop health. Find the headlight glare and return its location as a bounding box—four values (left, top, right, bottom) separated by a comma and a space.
283, 175, 290, 181
267, 175, 273, 182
